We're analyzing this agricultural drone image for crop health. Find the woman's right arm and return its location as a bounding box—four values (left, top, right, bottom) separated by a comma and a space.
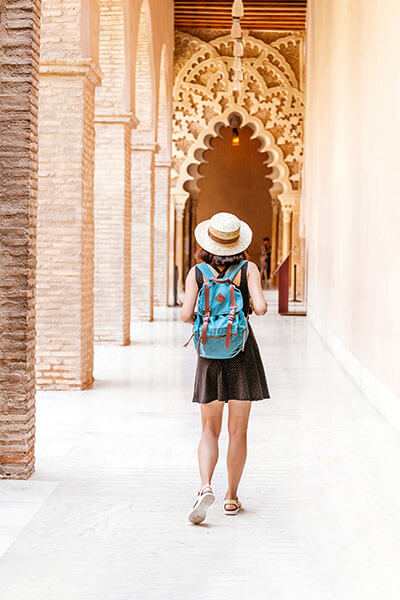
247, 261, 268, 315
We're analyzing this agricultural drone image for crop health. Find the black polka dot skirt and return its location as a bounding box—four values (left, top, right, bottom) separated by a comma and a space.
192, 323, 270, 404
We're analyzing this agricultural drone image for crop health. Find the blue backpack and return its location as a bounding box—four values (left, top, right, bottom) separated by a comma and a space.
187, 261, 249, 359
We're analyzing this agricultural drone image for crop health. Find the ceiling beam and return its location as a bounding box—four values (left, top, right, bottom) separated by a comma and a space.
174, 0, 307, 31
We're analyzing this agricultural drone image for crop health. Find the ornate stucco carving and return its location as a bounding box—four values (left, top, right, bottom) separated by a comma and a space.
172, 29, 305, 207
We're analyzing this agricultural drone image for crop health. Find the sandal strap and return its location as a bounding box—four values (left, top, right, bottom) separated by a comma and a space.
224, 498, 241, 508
199, 485, 213, 494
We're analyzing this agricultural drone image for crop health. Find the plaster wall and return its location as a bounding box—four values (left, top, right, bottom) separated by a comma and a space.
304, 0, 400, 397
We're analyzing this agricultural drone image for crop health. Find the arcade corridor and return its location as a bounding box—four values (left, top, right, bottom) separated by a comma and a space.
1, 0, 400, 596
1, 299, 400, 599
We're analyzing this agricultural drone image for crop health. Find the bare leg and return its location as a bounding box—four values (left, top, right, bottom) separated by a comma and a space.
198, 401, 224, 487
226, 400, 251, 508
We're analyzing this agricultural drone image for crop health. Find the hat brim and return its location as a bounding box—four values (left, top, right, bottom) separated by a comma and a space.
194, 218, 253, 256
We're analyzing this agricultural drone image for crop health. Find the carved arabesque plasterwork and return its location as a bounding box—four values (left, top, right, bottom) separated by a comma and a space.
172, 30, 305, 207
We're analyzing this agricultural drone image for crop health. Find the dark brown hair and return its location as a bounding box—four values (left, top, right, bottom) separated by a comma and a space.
196, 247, 249, 267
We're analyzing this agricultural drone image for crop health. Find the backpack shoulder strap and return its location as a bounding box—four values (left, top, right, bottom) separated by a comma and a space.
196, 262, 215, 283
194, 265, 204, 290
226, 260, 247, 282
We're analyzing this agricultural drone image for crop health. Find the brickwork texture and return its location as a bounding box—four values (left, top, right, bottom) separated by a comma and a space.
94, 119, 132, 343
153, 163, 170, 306
36, 71, 97, 389
131, 148, 155, 321
0, 0, 41, 478
0, 0, 174, 479
36, 0, 100, 389
94, 0, 132, 344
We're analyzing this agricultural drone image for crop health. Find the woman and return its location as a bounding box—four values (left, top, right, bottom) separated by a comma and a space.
181, 212, 270, 524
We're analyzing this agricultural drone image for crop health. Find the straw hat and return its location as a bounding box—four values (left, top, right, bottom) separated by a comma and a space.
194, 212, 252, 256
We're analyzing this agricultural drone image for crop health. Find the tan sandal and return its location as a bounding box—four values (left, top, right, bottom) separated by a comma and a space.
188, 485, 215, 524
224, 498, 242, 515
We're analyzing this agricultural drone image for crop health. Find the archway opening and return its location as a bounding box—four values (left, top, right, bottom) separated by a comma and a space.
183, 124, 274, 275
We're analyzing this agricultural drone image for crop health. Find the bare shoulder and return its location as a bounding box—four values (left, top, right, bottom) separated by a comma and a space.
246, 261, 260, 275
187, 265, 197, 277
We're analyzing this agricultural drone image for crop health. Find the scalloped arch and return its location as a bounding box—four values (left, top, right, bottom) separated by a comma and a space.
173, 30, 304, 204
174, 108, 292, 206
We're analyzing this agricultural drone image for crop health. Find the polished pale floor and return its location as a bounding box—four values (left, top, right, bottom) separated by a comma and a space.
1, 295, 400, 599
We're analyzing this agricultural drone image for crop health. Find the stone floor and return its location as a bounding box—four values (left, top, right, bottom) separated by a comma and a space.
1, 294, 400, 599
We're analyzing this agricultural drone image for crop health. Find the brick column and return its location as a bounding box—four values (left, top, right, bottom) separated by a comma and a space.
153, 160, 171, 306
93, 0, 136, 342
36, 0, 102, 391
131, 143, 159, 321
94, 115, 136, 344
0, 0, 40, 478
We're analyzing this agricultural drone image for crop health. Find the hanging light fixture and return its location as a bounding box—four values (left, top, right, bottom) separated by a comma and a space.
232, 127, 240, 147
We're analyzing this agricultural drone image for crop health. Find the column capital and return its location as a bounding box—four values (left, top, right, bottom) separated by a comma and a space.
270, 193, 280, 213
279, 189, 300, 208
40, 58, 103, 86
173, 191, 189, 221
95, 113, 139, 129
281, 205, 293, 223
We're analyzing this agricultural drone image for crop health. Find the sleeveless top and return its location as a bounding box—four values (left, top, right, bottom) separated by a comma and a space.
195, 261, 251, 316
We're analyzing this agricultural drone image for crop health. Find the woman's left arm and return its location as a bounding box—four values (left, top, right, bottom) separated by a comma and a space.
180, 266, 199, 323
247, 261, 268, 315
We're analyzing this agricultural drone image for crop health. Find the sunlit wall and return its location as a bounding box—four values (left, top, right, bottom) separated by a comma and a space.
303, 0, 400, 397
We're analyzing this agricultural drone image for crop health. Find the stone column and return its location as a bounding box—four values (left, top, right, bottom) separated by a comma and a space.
153, 159, 171, 306
281, 206, 293, 260
175, 207, 185, 302
0, 0, 40, 478
36, 0, 101, 389
131, 142, 159, 321
174, 193, 188, 302
290, 190, 304, 299
190, 194, 199, 267
270, 195, 279, 277
279, 190, 297, 262
167, 190, 176, 306
94, 114, 136, 344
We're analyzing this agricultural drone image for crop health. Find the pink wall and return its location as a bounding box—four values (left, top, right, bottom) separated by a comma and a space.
304, 0, 400, 397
